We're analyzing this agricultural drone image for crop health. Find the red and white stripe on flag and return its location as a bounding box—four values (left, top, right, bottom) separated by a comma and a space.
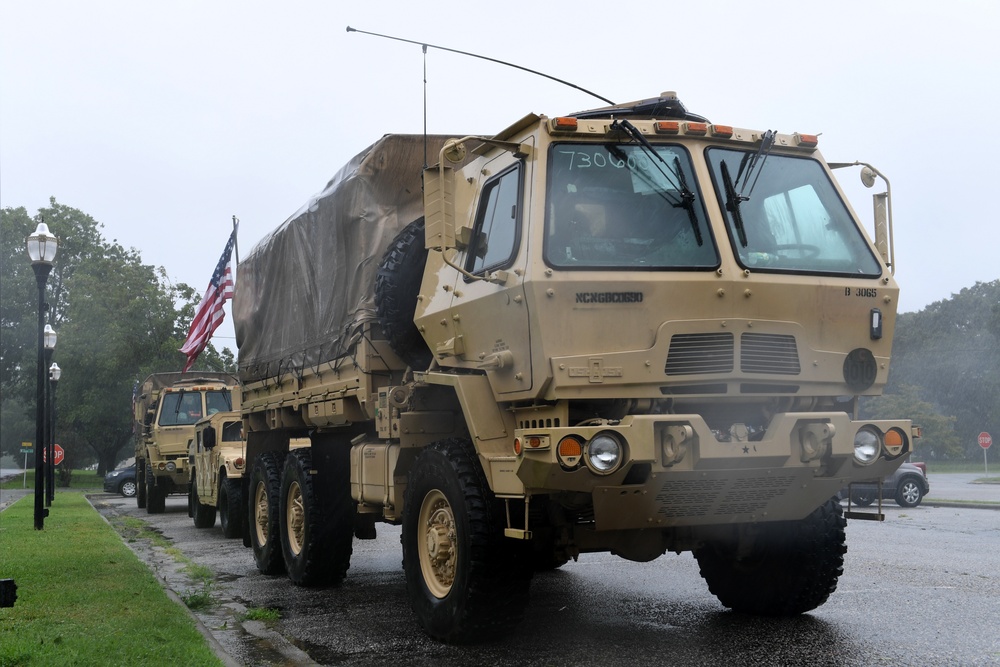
180, 230, 236, 372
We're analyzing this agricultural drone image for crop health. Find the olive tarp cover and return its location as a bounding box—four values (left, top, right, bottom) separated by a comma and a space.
233, 135, 460, 384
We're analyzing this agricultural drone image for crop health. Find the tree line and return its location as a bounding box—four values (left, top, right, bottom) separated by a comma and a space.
1, 200, 233, 476
2, 201, 997, 472
862, 279, 1000, 462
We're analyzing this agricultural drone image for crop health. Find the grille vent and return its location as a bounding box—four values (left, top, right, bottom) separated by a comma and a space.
664, 333, 734, 375
740, 333, 800, 375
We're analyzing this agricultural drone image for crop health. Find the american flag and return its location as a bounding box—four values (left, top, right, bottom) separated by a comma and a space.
180, 229, 236, 372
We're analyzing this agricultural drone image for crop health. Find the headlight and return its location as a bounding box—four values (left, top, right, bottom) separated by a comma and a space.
166, 461, 177, 472
585, 432, 624, 475
108, 471, 121, 478
853, 427, 882, 465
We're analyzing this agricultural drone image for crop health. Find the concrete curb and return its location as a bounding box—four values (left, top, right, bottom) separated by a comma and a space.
924, 500, 1000, 511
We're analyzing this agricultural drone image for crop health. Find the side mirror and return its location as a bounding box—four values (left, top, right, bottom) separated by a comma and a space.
203, 426, 216, 450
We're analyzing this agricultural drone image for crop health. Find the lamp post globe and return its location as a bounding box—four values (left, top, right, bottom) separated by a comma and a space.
27, 223, 58, 264
26, 222, 58, 530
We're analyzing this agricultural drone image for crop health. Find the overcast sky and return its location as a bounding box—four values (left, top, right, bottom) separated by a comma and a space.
3, 1, 998, 355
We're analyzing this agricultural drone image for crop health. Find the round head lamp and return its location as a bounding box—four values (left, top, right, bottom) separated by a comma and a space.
585, 432, 624, 475
853, 426, 882, 465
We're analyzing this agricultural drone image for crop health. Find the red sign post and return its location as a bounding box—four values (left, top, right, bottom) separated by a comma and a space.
979, 432, 992, 475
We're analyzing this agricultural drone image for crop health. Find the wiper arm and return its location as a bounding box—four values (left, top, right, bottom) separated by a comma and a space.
721, 160, 748, 247
610, 119, 704, 246
612, 120, 687, 193
735, 129, 775, 199
672, 157, 702, 246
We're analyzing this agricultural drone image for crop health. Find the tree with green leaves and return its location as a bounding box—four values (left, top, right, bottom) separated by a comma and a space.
1, 199, 235, 475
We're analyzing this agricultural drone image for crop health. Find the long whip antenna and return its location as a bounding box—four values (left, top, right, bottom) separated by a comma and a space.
346, 26, 614, 106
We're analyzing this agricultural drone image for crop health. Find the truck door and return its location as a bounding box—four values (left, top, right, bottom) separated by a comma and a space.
444, 148, 533, 394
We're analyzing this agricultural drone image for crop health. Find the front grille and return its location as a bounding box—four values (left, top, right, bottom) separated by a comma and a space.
741, 333, 800, 375
655, 475, 797, 519
665, 333, 734, 375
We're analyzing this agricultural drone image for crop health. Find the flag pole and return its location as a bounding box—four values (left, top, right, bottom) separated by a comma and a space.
232, 215, 240, 267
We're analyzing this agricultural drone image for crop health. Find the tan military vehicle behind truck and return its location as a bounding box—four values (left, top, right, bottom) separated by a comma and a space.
133, 372, 238, 514
233, 92, 917, 643
189, 408, 246, 538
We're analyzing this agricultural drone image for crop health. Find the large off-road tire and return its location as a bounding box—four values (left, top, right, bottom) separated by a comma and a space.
694, 497, 847, 616
219, 476, 244, 539
192, 474, 217, 528
280, 447, 354, 587
402, 439, 533, 643
895, 477, 925, 508
375, 218, 432, 369
146, 464, 166, 514
249, 451, 286, 575
136, 460, 147, 509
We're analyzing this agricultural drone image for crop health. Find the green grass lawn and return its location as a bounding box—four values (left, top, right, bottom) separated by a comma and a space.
1, 469, 104, 491
0, 491, 222, 666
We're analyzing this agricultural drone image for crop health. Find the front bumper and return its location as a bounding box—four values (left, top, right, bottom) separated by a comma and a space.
515, 412, 912, 529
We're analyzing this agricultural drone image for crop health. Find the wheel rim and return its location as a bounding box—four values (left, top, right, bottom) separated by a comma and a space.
122, 481, 136, 496
286, 480, 305, 556
901, 482, 919, 504
417, 488, 457, 599
253, 480, 269, 546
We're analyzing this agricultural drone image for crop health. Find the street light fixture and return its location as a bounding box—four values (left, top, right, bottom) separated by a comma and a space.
47, 361, 61, 506
26, 222, 58, 530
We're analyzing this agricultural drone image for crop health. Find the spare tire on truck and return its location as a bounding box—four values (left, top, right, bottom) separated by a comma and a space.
375, 218, 432, 369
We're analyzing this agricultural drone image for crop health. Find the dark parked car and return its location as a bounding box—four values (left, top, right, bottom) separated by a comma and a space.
104, 464, 137, 498
843, 461, 929, 508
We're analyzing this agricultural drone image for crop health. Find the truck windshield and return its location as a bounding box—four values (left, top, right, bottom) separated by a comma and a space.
159, 391, 204, 426
545, 143, 718, 269
706, 148, 882, 276
158, 389, 232, 426
206, 390, 232, 415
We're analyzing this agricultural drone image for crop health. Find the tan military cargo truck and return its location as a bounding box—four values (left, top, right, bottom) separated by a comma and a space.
188, 408, 246, 537
233, 93, 917, 643
133, 372, 238, 513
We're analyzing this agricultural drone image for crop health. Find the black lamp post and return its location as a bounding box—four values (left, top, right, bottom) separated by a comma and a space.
26, 222, 58, 530
48, 361, 61, 505
42, 326, 57, 506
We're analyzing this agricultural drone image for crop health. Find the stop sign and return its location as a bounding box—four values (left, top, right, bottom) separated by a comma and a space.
41, 444, 65, 465
979, 432, 993, 450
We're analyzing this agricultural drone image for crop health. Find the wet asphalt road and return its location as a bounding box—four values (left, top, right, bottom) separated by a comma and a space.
75, 474, 1000, 667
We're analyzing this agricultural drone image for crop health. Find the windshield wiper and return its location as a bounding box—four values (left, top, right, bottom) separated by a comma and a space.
610, 119, 704, 246
721, 160, 748, 247
736, 129, 775, 199
722, 130, 775, 248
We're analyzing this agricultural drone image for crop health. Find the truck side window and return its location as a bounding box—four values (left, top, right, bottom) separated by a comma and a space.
222, 421, 243, 442
465, 164, 522, 277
